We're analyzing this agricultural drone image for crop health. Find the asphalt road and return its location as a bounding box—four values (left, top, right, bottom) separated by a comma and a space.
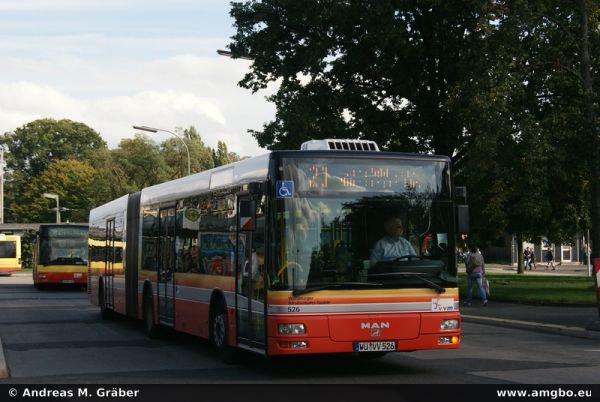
1, 272, 599, 385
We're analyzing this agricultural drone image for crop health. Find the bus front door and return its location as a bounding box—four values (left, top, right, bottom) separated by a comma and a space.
236, 195, 266, 352
158, 207, 176, 326
104, 219, 115, 310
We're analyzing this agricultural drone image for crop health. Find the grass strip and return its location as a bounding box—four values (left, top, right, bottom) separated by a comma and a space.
459, 273, 597, 306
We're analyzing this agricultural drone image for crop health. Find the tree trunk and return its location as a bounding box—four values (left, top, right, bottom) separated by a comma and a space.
516, 233, 525, 274
578, 0, 600, 259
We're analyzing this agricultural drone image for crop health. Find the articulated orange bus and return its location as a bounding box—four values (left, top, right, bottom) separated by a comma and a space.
33, 224, 89, 289
0, 234, 22, 274
89, 139, 466, 360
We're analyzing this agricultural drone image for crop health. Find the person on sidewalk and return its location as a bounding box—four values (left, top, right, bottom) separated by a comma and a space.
525, 247, 537, 270
529, 249, 537, 270
545, 248, 555, 270
465, 244, 488, 306
524, 247, 532, 270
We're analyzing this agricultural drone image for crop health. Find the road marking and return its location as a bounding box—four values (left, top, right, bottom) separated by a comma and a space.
583, 349, 600, 352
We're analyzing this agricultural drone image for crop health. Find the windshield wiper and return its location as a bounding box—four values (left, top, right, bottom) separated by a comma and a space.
292, 282, 383, 297
368, 271, 446, 294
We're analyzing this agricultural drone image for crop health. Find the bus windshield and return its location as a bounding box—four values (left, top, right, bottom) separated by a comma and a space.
271, 157, 456, 292
40, 237, 88, 265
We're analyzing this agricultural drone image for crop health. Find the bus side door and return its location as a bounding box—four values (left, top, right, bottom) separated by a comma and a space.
158, 207, 176, 326
104, 219, 115, 309
236, 195, 266, 352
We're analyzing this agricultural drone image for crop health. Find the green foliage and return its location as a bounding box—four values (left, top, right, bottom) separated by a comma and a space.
213, 141, 231, 167
230, 0, 498, 158
228, 0, 598, 252
0, 118, 246, 224
17, 160, 97, 223
161, 126, 215, 179
86, 147, 134, 204
459, 273, 597, 305
0, 118, 106, 179
0, 119, 107, 222
460, 0, 593, 250
111, 134, 172, 190
20, 230, 37, 270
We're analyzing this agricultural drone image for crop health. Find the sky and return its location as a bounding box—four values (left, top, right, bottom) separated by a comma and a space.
0, 0, 275, 157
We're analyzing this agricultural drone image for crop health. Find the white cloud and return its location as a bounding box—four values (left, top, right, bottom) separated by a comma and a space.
0, 2, 277, 157
0, 54, 276, 157
0, 0, 206, 11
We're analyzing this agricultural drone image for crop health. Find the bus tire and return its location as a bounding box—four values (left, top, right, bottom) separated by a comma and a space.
99, 282, 112, 320
143, 290, 159, 338
211, 300, 237, 364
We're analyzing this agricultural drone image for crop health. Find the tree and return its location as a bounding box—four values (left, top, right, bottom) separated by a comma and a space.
0, 118, 106, 180
0, 119, 107, 222
161, 126, 214, 178
576, 0, 600, 259
230, 0, 598, 268
459, 0, 594, 271
86, 147, 134, 204
17, 160, 97, 223
229, 0, 498, 165
111, 134, 172, 190
212, 141, 231, 167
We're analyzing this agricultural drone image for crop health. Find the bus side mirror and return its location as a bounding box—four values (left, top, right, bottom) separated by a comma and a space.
239, 199, 256, 231
456, 205, 469, 235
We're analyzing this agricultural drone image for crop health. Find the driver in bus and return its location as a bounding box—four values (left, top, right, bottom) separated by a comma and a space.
370, 217, 416, 266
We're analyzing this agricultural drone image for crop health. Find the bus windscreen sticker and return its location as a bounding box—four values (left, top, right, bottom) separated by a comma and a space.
276, 180, 294, 198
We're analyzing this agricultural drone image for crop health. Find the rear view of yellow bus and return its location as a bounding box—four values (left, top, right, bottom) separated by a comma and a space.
0, 234, 22, 274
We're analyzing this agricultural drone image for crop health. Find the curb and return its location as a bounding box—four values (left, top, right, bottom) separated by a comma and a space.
462, 314, 600, 341
0, 335, 8, 378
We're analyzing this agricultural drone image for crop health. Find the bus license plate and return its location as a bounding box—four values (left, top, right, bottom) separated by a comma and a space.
62, 279, 75, 284
354, 341, 396, 352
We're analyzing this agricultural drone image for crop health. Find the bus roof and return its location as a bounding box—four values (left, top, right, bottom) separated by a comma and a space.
140, 152, 271, 206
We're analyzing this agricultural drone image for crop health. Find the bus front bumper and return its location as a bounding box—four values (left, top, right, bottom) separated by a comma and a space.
36, 271, 87, 285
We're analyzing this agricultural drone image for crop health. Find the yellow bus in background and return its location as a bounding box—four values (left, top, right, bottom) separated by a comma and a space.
33, 224, 88, 289
0, 234, 22, 274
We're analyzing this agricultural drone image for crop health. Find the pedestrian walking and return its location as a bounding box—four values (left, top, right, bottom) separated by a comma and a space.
545, 248, 555, 270
524, 247, 532, 270
464, 244, 488, 306
529, 249, 537, 270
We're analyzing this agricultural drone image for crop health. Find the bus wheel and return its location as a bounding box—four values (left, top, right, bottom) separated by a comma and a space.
211, 301, 237, 363
143, 291, 159, 338
99, 284, 112, 320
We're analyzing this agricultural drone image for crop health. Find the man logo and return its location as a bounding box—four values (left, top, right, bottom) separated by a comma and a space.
361, 322, 390, 337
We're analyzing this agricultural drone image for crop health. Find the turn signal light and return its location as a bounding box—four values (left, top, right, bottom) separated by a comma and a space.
438, 336, 460, 345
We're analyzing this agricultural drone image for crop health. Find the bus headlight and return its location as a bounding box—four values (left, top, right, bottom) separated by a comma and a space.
440, 319, 459, 331
278, 323, 305, 335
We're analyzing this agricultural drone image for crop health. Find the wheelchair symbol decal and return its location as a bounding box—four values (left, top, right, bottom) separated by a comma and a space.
276, 180, 294, 198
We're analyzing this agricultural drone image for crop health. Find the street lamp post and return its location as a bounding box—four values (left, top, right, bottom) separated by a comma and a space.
133, 125, 191, 176
42, 193, 60, 224
216, 49, 254, 60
